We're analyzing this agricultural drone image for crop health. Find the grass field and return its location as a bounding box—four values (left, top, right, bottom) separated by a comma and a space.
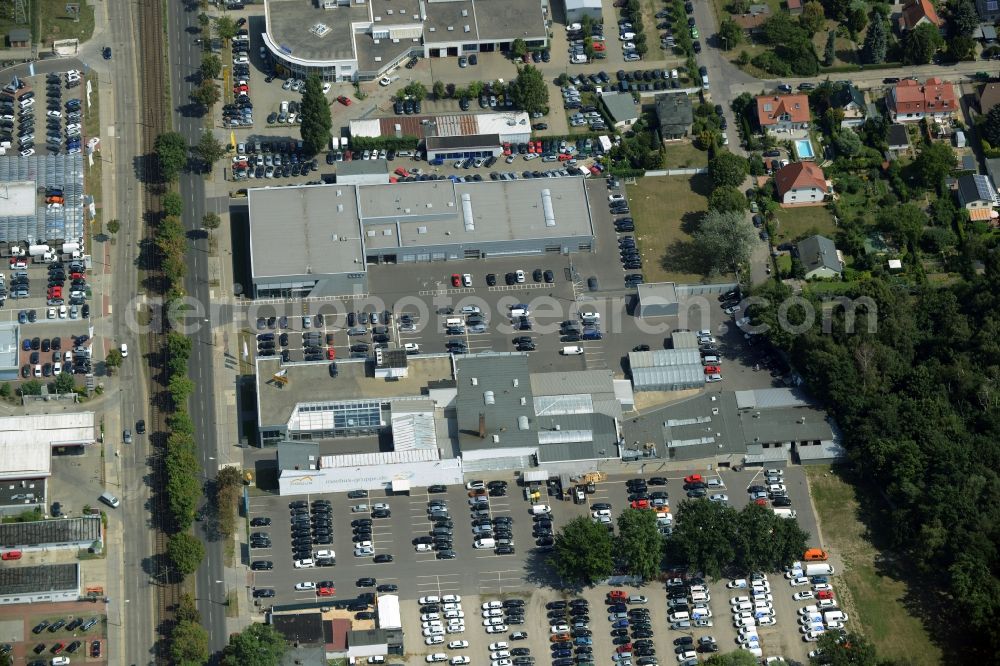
662, 141, 708, 169
626, 174, 733, 284
807, 466, 941, 665
0, 1, 94, 49
771, 205, 837, 244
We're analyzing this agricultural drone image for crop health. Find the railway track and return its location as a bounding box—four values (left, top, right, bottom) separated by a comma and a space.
135, 0, 177, 657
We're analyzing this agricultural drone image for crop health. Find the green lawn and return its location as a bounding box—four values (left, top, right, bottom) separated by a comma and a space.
662, 141, 709, 169
770, 205, 837, 244
38, 0, 95, 45
807, 466, 941, 665
626, 175, 732, 284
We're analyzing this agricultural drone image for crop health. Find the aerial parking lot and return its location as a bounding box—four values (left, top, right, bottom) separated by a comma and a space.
244, 464, 823, 663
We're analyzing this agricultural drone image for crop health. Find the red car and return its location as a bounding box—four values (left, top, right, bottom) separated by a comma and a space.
630, 499, 650, 510
337, 95, 352, 106
703, 365, 721, 374
451, 273, 462, 287
47, 286, 62, 298
754, 498, 768, 506
607, 590, 626, 600
326, 348, 336, 360
1, 550, 22, 560
816, 589, 834, 600
9, 258, 26, 268
684, 474, 703, 484
617, 644, 632, 653
317, 586, 335, 596
394, 167, 410, 178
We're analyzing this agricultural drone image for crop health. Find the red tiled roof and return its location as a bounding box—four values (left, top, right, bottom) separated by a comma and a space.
775, 161, 827, 197
900, 0, 943, 30
786, 0, 802, 8
755, 94, 810, 126
890, 77, 958, 115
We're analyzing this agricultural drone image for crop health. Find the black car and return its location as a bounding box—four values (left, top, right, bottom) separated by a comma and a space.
250, 560, 273, 570
347, 489, 368, 499
252, 588, 276, 598
373, 554, 393, 563
250, 517, 271, 527
436, 549, 457, 559
486, 273, 497, 286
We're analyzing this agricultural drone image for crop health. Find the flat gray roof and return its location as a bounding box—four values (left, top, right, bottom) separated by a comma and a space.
0, 322, 18, 371
248, 184, 365, 279
257, 356, 455, 428
358, 178, 594, 250
455, 354, 537, 452
338, 159, 389, 177
424, 0, 546, 43
0, 563, 79, 596
535, 412, 618, 463
265, 0, 362, 63
0, 516, 102, 548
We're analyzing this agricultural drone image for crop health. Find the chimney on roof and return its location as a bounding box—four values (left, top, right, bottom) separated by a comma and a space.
478, 413, 486, 439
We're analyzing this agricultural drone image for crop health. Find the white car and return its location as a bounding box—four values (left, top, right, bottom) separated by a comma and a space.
482, 601, 503, 610
419, 595, 441, 604
451, 658, 471, 665
426, 654, 448, 662
828, 619, 847, 629
442, 602, 461, 611
462, 273, 472, 287
448, 640, 470, 649
379, 76, 392, 86
785, 568, 804, 580
752, 594, 773, 604
445, 624, 466, 634
482, 609, 503, 618
676, 651, 697, 662
493, 660, 512, 666
789, 576, 810, 587
768, 483, 787, 494
813, 583, 832, 592
120, 343, 128, 357
485, 624, 508, 634
757, 616, 777, 626
373, 503, 390, 511
416, 543, 433, 552
766, 468, 784, 477
727, 579, 748, 589
608, 193, 626, 203
491, 650, 511, 659
294, 582, 316, 590
818, 599, 837, 609
421, 613, 440, 622
483, 617, 505, 626
803, 630, 825, 642
798, 605, 819, 615
354, 546, 374, 556
793, 591, 814, 601
730, 596, 751, 605
489, 642, 509, 651
422, 620, 443, 629
441, 594, 461, 603
709, 494, 728, 502
550, 624, 569, 633
801, 623, 825, 634
322, 83, 331, 94
355, 540, 373, 549
422, 627, 444, 637
444, 610, 465, 619
425, 635, 444, 645
799, 615, 823, 626
592, 509, 611, 519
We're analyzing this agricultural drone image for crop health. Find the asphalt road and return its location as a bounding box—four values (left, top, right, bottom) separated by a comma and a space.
160, 0, 228, 653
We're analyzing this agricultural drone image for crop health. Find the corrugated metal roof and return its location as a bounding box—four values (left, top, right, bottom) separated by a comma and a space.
390, 408, 438, 451
533, 394, 594, 416
671, 331, 698, 349
631, 364, 704, 390
629, 348, 702, 368
537, 429, 593, 445
320, 448, 438, 468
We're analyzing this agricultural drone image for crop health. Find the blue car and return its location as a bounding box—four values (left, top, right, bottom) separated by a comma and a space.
811, 576, 828, 584
429, 157, 444, 166
551, 648, 571, 658
103, 46, 112, 59
574, 636, 593, 645
611, 619, 628, 629
18, 310, 27, 324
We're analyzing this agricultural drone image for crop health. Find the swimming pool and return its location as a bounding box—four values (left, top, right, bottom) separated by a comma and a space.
794, 139, 815, 160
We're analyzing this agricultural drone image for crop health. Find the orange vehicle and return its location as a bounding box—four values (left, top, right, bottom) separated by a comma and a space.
46, 195, 64, 204
804, 548, 829, 561
607, 590, 627, 600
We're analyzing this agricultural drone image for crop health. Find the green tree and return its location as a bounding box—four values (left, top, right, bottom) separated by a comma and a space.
705, 649, 761, 666
549, 516, 614, 586
52, 372, 76, 394
171, 620, 210, 666
616, 509, 663, 581
154, 132, 188, 182
167, 532, 205, 577
403, 81, 427, 101
202, 212, 221, 232
19, 380, 42, 396
194, 130, 226, 166
813, 631, 882, 665
162, 191, 184, 217
833, 127, 863, 156
669, 500, 738, 579
0, 382, 10, 398
105, 349, 123, 374
169, 374, 196, 405
799, 1, 826, 32
777, 39, 820, 76
877, 203, 926, 245
695, 209, 758, 274
510, 65, 549, 116
214, 15, 237, 41
823, 29, 836, 65
510, 38, 528, 59
950, 0, 979, 38
719, 19, 743, 50
200, 53, 222, 80
708, 185, 749, 214
948, 34, 976, 61
983, 106, 1000, 147
107, 219, 120, 235
862, 12, 887, 63
709, 151, 749, 188
913, 141, 956, 189
903, 22, 944, 64
221, 623, 287, 666
846, 5, 868, 35
299, 75, 333, 157
432, 80, 445, 99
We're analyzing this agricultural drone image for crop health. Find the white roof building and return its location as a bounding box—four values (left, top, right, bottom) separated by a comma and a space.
0, 412, 96, 480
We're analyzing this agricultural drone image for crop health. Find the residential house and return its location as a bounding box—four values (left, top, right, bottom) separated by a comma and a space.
886, 77, 958, 123
564, 0, 604, 23
955, 174, 999, 222
897, 0, 945, 33
755, 94, 811, 133
786, 0, 803, 15
796, 235, 844, 279
601, 92, 639, 129
655, 92, 694, 140
977, 25, 998, 42
978, 82, 1000, 115
830, 84, 867, 128
974, 0, 1000, 23
732, 5, 771, 36
6, 29, 30, 49
887, 124, 910, 152
986, 158, 1000, 195
774, 161, 831, 206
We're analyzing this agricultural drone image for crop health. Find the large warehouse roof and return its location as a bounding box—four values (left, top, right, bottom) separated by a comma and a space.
0, 563, 79, 596
629, 348, 702, 368
455, 354, 537, 452
0, 516, 102, 548
631, 365, 705, 390
0, 412, 96, 480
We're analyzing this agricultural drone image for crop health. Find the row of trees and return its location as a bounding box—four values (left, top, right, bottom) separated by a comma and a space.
549, 509, 664, 586
692, 150, 755, 276
169, 593, 210, 665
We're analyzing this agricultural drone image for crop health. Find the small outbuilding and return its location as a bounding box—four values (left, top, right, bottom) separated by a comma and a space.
6, 29, 30, 48
564, 0, 604, 23
600, 92, 639, 129
636, 282, 679, 317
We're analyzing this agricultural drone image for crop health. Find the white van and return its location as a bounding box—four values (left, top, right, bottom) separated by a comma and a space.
691, 591, 710, 604
530, 504, 551, 514
473, 537, 496, 549
561, 346, 584, 355
733, 601, 753, 613
509, 308, 528, 318
668, 611, 690, 623
99, 491, 120, 508
445, 318, 464, 328
702, 355, 721, 365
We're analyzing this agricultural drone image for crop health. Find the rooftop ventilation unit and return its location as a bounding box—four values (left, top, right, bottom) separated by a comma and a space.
484, 391, 495, 405
310, 23, 331, 37
541, 189, 555, 227
461, 193, 474, 231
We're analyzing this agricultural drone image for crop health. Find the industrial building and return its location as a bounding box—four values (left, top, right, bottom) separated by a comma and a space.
0, 154, 85, 244
563, 0, 603, 22
261, 0, 547, 82
258, 353, 637, 494
246, 178, 595, 298
0, 322, 18, 381
628, 348, 705, 392
659, 388, 842, 465
349, 111, 531, 149
0, 563, 81, 605
0, 516, 103, 552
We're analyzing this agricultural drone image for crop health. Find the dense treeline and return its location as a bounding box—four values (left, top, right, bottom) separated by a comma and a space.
750, 266, 1000, 657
